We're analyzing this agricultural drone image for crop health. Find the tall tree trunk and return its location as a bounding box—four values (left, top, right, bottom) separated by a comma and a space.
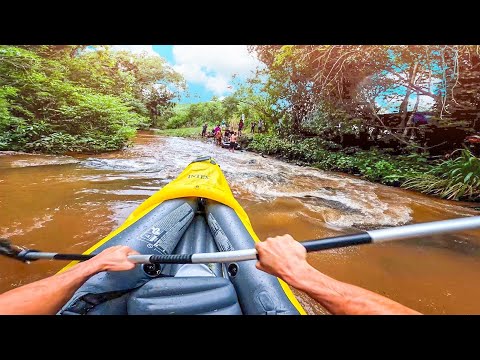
398, 62, 419, 130
403, 93, 420, 138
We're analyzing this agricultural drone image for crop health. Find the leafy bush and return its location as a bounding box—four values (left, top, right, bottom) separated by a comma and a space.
248, 133, 480, 201
0, 45, 182, 154
164, 102, 226, 129
247, 133, 432, 187
403, 148, 480, 201
155, 126, 203, 138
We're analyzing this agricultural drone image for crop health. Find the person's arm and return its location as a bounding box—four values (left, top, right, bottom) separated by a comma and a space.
0, 245, 139, 315
255, 235, 421, 315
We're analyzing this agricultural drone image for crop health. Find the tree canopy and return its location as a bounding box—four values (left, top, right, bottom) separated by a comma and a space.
0, 45, 185, 153
248, 45, 480, 149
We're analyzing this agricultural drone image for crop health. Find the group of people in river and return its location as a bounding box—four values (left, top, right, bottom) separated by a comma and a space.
201, 120, 240, 153
201, 118, 267, 153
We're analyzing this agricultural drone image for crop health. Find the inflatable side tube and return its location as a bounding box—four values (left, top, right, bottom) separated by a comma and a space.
169, 214, 208, 275
169, 214, 221, 277
59, 198, 197, 315
205, 227, 222, 277
173, 217, 223, 277
192, 214, 208, 254
205, 201, 300, 315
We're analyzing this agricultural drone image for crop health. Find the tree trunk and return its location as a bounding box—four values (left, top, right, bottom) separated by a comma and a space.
403, 93, 420, 138
398, 62, 419, 130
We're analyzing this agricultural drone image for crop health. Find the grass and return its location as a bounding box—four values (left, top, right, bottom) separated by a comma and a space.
155, 126, 203, 138
403, 148, 480, 201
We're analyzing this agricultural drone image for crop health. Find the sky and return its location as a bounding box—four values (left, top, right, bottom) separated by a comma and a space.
111, 45, 262, 103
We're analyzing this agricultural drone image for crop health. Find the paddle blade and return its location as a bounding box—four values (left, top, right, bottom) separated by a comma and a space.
0, 238, 25, 259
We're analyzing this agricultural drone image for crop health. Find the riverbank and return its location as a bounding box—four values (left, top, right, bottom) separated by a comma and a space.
249, 134, 480, 203
154, 126, 203, 138
155, 129, 480, 203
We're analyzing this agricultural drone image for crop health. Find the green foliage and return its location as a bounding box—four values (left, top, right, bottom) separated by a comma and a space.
164, 102, 223, 129
0, 86, 17, 127
302, 103, 361, 136
247, 134, 432, 187
403, 148, 480, 201
155, 126, 203, 138
249, 45, 480, 155
246, 131, 479, 202
160, 94, 262, 131
0, 45, 183, 154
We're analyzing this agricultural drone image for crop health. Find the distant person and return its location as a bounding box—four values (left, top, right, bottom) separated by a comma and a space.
229, 132, 238, 153
413, 112, 428, 125
223, 129, 231, 145
225, 128, 231, 139
213, 124, 220, 144
251, 122, 256, 134
238, 119, 244, 136
221, 120, 227, 132
215, 128, 222, 146
201, 123, 208, 137
258, 120, 264, 133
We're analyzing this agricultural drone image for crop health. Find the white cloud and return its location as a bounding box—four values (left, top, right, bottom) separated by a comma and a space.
172, 45, 261, 96
205, 75, 230, 95
173, 45, 259, 78
109, 45, 262, 98
173, 63, 207, 83
110, 45, 159, 57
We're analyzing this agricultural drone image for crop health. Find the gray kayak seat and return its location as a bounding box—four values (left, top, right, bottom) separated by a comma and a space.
128, 263, 241, 315
127, 277, 242, 315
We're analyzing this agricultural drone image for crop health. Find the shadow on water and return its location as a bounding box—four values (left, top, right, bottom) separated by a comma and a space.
402, 234, 480, 257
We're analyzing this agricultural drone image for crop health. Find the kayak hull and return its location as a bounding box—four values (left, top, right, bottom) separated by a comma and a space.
58, 157, 305, 315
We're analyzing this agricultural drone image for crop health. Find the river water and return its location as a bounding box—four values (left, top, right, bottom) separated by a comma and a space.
1, 131, 480, 314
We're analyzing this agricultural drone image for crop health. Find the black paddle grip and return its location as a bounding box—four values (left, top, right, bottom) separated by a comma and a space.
149, 254, 193, 264
302, 233, 372, 252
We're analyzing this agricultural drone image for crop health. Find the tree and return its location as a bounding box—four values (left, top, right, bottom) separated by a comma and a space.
0, 45, 185, 153
250, 45, 480, 147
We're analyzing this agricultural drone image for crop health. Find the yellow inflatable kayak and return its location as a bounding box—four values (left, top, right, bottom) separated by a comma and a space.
58, 156, 305, 315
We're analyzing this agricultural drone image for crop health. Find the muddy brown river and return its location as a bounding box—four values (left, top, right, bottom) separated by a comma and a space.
1, 131, 480, 314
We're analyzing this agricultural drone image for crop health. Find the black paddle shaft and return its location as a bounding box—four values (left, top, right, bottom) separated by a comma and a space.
20, 250, 95, 262
50, 254, 95, 261
301, 233, 372, 252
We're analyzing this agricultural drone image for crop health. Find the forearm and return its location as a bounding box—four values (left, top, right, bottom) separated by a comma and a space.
0, 260, 102, 315
289, 265, 421, 315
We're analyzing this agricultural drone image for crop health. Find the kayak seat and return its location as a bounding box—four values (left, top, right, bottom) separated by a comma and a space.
127, 277, 243, 315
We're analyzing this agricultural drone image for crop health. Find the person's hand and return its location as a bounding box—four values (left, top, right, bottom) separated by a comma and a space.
85, 245, 139, 272
255, 234, 311, 288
